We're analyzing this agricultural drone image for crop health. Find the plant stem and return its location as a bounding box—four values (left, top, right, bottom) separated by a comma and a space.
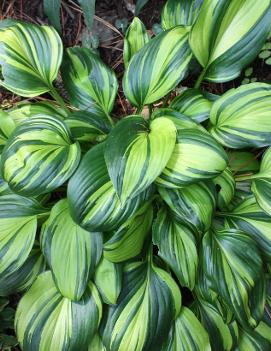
194, 69, 206, 89
49, 85, 69, 113
234, 173, 255, 182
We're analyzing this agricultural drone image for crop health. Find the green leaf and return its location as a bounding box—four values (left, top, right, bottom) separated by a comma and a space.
68, 143, 154, 232
43, 0, 62, 32
78, 0, 96, 30
244, 67, 253, 77
228, 151, 260, 175
94, 257, 122, 305
41, 199, 103, 300
15, 271, 102, 351
202, 228, 264, 327
158, 181, 216, 236
1, 115, 80, 196
192, 300, 234, 351
170, 88, 212, 123
62, 47, 118, 115
135, 0, 149, 15
156, 129, 228, 188
0, 244, 45, 296
123, 26, 192, 107
153, 208, 198, 289
210, 83, 271, 148
0, 22, 63, 96
101, 260, 181, 351
236, 327, 271, 351
161, 306, 211, 351
247, 147, 271, 216
265, 57, 271, 65
88, 333, 107, 351
212, 167, 235, 210
151, 108, 205, 131
259, 50, 271, 59
161, 0, 203, 30
104, 202, 153, 263
0, 195, 47, 290
190, 0, 271, 82
224, 195, 271, 261
124, 17, 150, 67
105, 116, 176, 203
65, 109, 112, 142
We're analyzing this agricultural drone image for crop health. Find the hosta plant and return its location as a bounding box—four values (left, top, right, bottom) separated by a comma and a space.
1, 0, 271, 350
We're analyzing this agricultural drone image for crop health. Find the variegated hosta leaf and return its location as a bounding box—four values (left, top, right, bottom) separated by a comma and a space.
104, 202, 153, 263
156, 129, 228, 188
123, 26, 192, 108
210, 83, 271, 148
153, 208, 198, 289
224, 196, 271, 261
101, 260, 181, 351
1, 115, 80, 196
159, 182, 216, 236
62, 47, 118, 115
192, 300, 235, 351
170, 88, 212, 123
94, 257, 122, 305
15, 271, 102, 351
190, 1, 271, 82
68, 143, 154, 232
245, 147, 271, 216
236, 327, 271, 351
89, 333, 107, 351
0, 244, 45, 296
228, 151, 260, 175
212, 167, 235, 210
255, 321, 271, 343
0, 109, 16, 142
0, 195, 47, 287
123, 17, 150, 67
161, 0, 203, 30
0, 22, 63, 96
66, 110, 112, 142
105, 116, 176, 203
161, 306, 211, 351
41, 199, 103, 301
202, 228, 264, 327
151, 108, 204, 132
0, 156, 12, 196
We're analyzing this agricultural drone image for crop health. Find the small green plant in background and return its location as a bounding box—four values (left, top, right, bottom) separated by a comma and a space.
241, 67, 257, 85
1, 1, 271, 351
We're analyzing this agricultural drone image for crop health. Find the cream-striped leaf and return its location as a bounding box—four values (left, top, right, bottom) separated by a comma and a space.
123, 17, 150, 67
123, 26, 192, 107
192, 300, 234, 351
156, 129, 228, 188
210, 83, 271, 148
162, 0, 203, 30
202, 228, 264, 327
62, 47, 118, 116
153, 208, 198, 289
190, 0, 271, 82
66, 110, 112, 142
0, 244, 45, 296
0, 22, 63, 96
151, 108, 204, 131
0, 195, 48, 289
1, 115, 80, 196
170, 88, 212, 123
15, 271, 102, 351
105, 116, 176, 203
223, 195, 271, 261
41, 199, 103, 301
101, 259, 181, 351
213, 167, 235, 210
161, 306, 211, 351
94, 257, 122, 305
104, 202, 153, 263
236, 327, 271, 351
89, 334, 107, 351
158, 182, 216, 236
68, 143, 154, 232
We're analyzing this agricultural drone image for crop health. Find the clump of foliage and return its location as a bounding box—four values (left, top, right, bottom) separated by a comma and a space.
1, 1, 271, 350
